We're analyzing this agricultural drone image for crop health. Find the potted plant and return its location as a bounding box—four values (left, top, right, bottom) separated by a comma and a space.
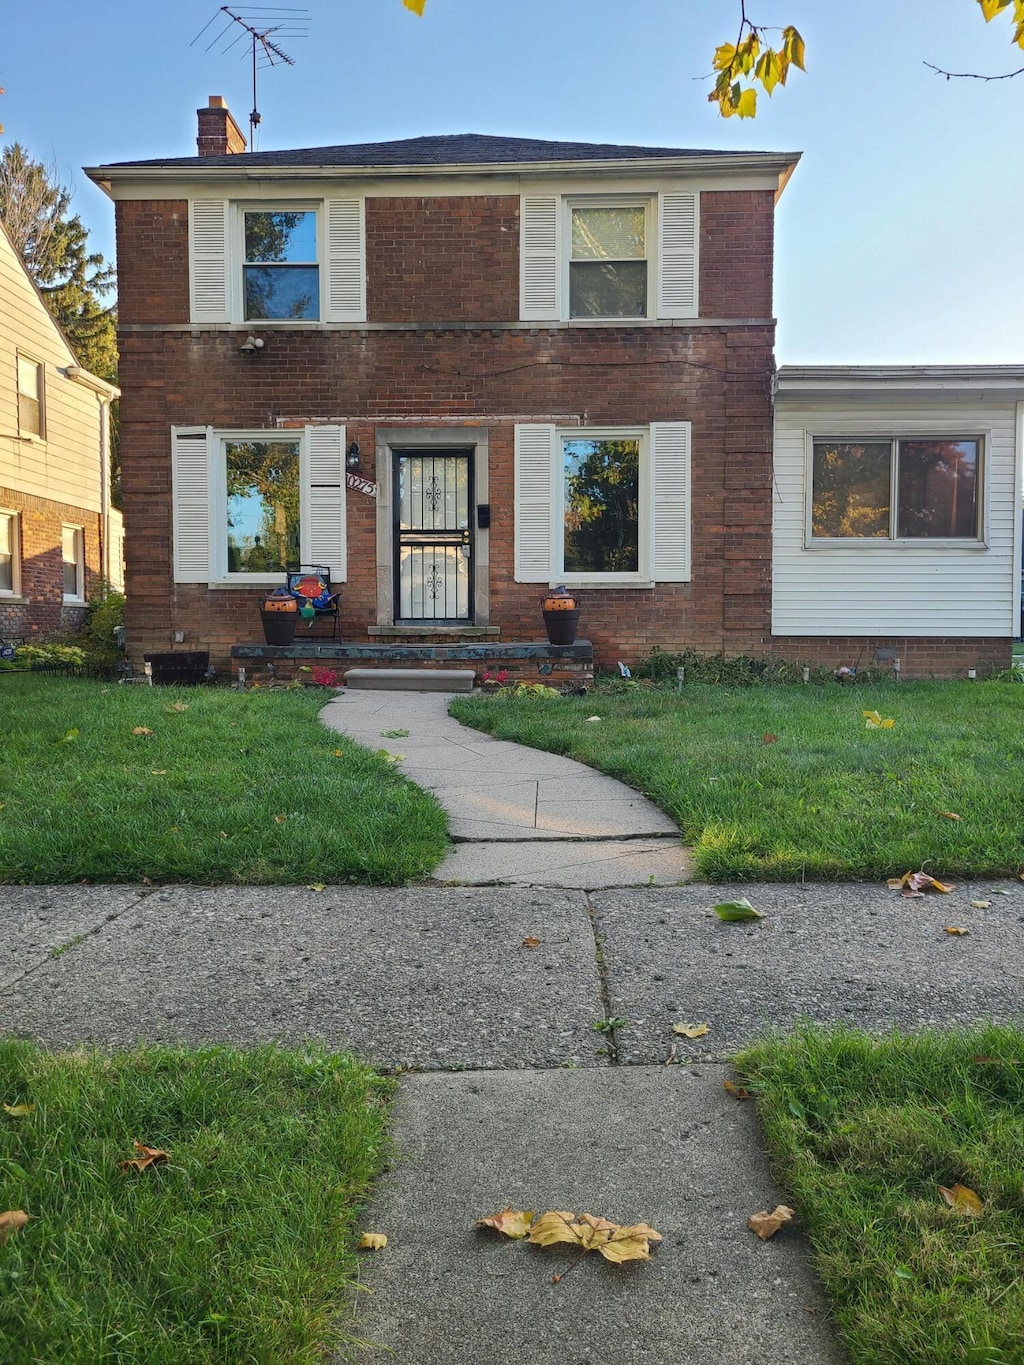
259, 587, 299, 646
541, 586, 579, 645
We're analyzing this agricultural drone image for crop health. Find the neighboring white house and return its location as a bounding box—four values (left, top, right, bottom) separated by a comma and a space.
0, 221, 122, 641
773, 366, 1024, 659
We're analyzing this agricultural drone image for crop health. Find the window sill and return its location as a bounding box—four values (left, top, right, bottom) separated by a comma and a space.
805, 540, 990, 551
208, 577, 287, 589
62, 596, 86, 606
0, 594, 28, 604
554, 578, 656, 590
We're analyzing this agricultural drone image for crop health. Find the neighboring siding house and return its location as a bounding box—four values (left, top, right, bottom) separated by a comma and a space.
0, 222, 122, 642
85, 98, 1022, 680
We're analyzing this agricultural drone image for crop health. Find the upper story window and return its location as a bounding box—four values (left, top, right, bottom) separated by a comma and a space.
0, 511, 20, 595
569, 205, 649, 319
811, 438, 982, 541
243, 210, 319, 321
17, 355, 44, 438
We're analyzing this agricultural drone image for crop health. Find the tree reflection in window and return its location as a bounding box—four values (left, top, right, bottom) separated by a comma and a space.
243, 211, 319, 321
897, 440, 978, 538
563, 438, 640, 573
812, 442, 891, 538
812, 438, 980, 539
226, 440, 300, 573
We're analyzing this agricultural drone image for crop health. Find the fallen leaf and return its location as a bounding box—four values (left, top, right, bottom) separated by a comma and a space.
150, 769, 167, 776
970, 900, 991, 909
714, 898, 763, 922
673, 1022, 710, 1038
521, 936, 542, 949
169, 826, 180, 833
761, 733, 777, 744
939, 811, 962, 821
991, 889, 1011, 896
307, 883, 326, 892
218, 831, 228, 839
944, 927, 970, 935
863, 710, 895, 729
132, 727, 153, 737
3, 1103, 34, 1116
275, 815, 287, 825
140, 876, 152, 886
890, 871, 955, 894
585, 715, 602, 723
0, 1210, 29, 1244
376, 749, 404, 763
723, 1080, 752, 1100
527, 1210, 661, 1277
332, 749, 345, 757
59, 728, 79, 743
748, 1205, 795, 1240
528, 1210, 583, 1248
381, 728, 410, 738
477, 1207, 534, 1239
359, 1231, 388, 1250
939, 1183, 983, 1216
119, 1141, 169, 1172
166, 702, 188, 713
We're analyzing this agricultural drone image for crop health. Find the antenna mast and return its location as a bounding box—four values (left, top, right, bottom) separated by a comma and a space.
191, 5, 310, 146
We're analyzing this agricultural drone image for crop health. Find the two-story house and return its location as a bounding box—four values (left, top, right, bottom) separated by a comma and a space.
86, 98, 1023, 681
0, 221, 122, 643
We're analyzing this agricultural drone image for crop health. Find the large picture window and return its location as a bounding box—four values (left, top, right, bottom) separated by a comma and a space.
563, 437, 641, 573
243, 210, 319, 321
569, 203, 648, 319
811, 438, 981, 541
225, 439, 301, 574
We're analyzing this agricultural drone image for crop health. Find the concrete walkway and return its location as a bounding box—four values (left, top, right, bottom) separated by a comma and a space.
320, 690, 691, 888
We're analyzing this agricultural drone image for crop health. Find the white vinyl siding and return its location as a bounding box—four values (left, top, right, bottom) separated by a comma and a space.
514, 421, 691, 585
324, 199, 365, 323
171, 426, 213, 582
519, 191, 700, 323
189, 201, 230, 323
772, 396, 1020, 636
302, 424, 347, 581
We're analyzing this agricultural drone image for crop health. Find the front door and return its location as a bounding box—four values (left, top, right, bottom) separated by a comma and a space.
393, 450, 473, 622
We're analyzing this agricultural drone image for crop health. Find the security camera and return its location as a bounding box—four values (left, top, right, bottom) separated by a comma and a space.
238, 335, 264, 354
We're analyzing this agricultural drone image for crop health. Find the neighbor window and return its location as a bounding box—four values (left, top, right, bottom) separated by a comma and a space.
561, 433, 643, 576
811, 438, 981, 540
62, 525, 84, 600
0, 511, 19, 595
243, 210, 319, 320
225, 439, 301, 574
569, 203, 648, 319
17, 355, 44, 438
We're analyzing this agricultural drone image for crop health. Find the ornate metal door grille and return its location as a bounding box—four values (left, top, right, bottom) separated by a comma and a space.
394, 451, 473, 622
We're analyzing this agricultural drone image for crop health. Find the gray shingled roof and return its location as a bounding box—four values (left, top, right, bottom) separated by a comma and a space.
101, 131, 768, 171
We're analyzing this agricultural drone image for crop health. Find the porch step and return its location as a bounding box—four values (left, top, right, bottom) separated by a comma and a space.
344, 668, 475, 693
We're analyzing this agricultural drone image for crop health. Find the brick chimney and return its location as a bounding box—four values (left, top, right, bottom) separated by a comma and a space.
196, 96, 247, 157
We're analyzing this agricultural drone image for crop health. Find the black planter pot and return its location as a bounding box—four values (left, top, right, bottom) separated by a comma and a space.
259, 608, 298, 646
542, 609, 579, 646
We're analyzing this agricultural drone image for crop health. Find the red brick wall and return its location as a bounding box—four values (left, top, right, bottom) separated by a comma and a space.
770, 636, 1012, 679
0, 487, 102, 638
699, 190, 775, 319
116, 200, 190, 325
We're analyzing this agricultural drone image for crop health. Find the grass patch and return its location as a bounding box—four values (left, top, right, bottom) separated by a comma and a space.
735, 1025, 1024, 1365
0, 676, 447, 884
0, 1040, 390, 1363
450, 682, 1024, 880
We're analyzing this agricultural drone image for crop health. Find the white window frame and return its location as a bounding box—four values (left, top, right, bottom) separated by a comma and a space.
211, 429, 307, 586
61, 524, 85, 603
563, 196, 654, 322
16, 353, 45, 441
805, 432, 990, 549
555, 426, 651, 586
232, 203, 323, 324
0, 509, 21, 597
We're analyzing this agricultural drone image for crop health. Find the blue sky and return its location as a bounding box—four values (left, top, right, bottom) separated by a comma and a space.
3, 0, 1022, 363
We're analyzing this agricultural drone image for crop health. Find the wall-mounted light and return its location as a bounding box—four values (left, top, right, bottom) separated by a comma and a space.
346, 442, 360, 470
238, 335, 264, 357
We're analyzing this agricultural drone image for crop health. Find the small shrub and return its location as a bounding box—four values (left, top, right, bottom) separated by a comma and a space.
634, 647, 889, 688
0, 643, 87, 672
83, 587, 125, 659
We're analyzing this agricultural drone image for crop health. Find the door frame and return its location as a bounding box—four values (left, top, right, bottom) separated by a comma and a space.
374, 427, 490, 627
391, 447, 474, 624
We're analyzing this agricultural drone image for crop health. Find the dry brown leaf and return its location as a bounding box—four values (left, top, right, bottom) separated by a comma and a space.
359, 1231, 388, 1250
939, 811, 962, 821
132, 727, 153, 737
119, 1141, 169, 1172
944, 927, 970, 935
526, 1210, 661, 1276
970, 900, 991, 909
528, 1211, 583, 1248
521, 936, 542, 949
761, 733, 777, 744
274, 815, 287, 825
939, 1183, 983, 1216
0, 1210, 29, 1243
748, 1204, 795, 1240
595, 1222, 663, 1265
673, 1022, 710, 1038
723, 1079, 752, 1100
3, 1103, 33, 1116
476, 1206, 534, 1239
890, 870, 955, 894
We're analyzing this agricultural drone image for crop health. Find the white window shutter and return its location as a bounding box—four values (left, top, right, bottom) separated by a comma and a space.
303, 425, 347, 581
324, 199, 365, 323
189, 201, 230, 323
651, 421, 691, 581
514, 424, 556, 582
520, 196, 560, 321
657, 192, 698, 319
171, 426, 212, 582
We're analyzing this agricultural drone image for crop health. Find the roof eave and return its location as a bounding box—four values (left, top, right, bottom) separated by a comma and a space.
776, 364, 1024, 397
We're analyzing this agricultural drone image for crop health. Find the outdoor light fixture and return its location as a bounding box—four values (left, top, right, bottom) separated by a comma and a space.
346, 442, 361, 470
238, 335, 264, 356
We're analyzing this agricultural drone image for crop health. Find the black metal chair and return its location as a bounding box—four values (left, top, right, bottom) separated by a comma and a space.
286, 567, 340, 640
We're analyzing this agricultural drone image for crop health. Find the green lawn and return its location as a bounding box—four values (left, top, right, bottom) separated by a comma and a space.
735, 1026, 1024, 1365
450, 682, 1024, 880
0, 676, 448, 884
0, 1040, 390, 1364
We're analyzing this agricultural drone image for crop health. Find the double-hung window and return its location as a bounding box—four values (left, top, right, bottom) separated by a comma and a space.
0, 511, 19, 596
17, 355, 44, 438
811, 438, 982, 541
243, 209, 320, 321
62, 525, 85, 601
568, 203, 649, 319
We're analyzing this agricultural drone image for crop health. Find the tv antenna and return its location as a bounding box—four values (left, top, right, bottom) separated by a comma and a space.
191, 6, 310, 146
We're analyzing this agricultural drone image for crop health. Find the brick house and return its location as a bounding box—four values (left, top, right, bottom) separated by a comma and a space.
85, 98, 1023, 681
0, 221, 122, 644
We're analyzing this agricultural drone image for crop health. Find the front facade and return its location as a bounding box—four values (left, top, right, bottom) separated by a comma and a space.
0, 223, 121, 643
89, 101, 1022, 679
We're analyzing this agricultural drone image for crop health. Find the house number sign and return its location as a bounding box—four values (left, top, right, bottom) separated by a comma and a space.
346, 473, 378, 497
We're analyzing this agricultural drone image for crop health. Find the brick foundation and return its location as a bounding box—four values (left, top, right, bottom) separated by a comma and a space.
769, 636, 1012, 680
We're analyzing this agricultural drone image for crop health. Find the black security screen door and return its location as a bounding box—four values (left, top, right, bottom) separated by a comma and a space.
394, 451, 473, 621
